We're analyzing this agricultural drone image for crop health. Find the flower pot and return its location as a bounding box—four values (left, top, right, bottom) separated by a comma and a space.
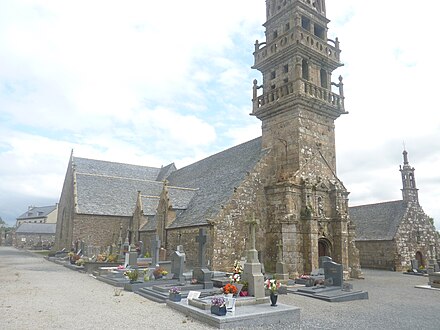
169, 293, 182, 302
211, 305, 227, 316
270, 292, 278, 306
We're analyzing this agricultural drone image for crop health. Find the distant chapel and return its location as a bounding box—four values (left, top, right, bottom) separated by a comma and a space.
350, 151, 440, 271
55, 0, 362, 278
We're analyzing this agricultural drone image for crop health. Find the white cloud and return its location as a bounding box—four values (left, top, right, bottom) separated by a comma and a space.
1, 0, 439, 231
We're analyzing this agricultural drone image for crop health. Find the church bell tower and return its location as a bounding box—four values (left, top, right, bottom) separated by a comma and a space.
252, 0, 361, 277
400, 150, 419, 205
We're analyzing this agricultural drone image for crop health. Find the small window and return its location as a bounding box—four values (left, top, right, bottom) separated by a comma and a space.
285, 23, 290, 32
283, 64, 289, 73
314, 24, 325, 40
273, 30, 278, 39
301, 16, 311, 31
271, 84, 276, 89
302, 59, 309, 80
271, 71, 276, 80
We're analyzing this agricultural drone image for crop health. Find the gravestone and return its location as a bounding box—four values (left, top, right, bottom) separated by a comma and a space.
171, 245, 186, 283
319, 256, 332, 268
242, 214, 265, 299
128, 251, 138, 267
295, 259, 368, 302
275, 240, 289, 282
80, 241, 85, 255
411, 259, 419, 271
192, 228, 213, 289
137, 241, 144, 256
323, 260, 343, 287
152, 235, 161, 267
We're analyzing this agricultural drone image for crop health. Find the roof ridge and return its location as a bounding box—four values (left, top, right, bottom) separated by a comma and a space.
349, 199, 403, 208
73, 156, 160, 170
75, 172, 162, 183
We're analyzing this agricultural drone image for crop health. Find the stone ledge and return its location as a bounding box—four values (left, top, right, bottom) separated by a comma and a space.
167, 299, 300, 329
414, 285, 440, 291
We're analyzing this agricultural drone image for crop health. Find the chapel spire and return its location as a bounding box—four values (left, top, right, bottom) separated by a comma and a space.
400, 150, 419, 204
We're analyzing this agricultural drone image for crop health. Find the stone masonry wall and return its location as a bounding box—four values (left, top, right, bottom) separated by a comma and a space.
166, 226, 210, 270
356, 240, 395, 270
73, 215, 130, 248
54, 158, 75, 251
210, 153, 270, 272
394, 203, 440, 271
15, 233, 55, 249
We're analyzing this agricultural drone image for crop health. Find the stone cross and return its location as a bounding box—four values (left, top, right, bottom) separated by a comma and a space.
196, 228, 207, 268
152, 235, 161, 267
277, 240, 283, 262
245, 213, 259, 251
245, 213, 260, 263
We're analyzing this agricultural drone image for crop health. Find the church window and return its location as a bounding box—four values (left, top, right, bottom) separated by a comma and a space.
301, 16, 311, 31
271, 71, 276, 79
283, 64, 289, 73
320, 69, 328, 88
314, 24, 325, 40
273, 30, 278, 40
302, 59, 309, 80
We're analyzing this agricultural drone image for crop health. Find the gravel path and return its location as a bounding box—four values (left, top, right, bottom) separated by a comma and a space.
1, 247, 439, 329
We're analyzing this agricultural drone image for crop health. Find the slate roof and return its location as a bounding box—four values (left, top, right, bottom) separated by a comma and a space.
75, 173, 163, 216
70, 137, 265, 224
73, 157, 161, 181
140, 215, 157, 231
167, 186, 197, 210
141, 195, 160, 216
166, 137, 266, 228
349, 200, 408, 241
156, 163, 177, 181
17, 205, 57, 220
16, 223, 56, 234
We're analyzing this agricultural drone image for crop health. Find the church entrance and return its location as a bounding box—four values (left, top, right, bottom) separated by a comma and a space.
415, 251, 424, 268
318, 238, 332, 257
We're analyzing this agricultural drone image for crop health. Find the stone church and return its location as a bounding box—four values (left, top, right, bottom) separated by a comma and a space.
350, 151, 440, 272
55, 0, 362, 278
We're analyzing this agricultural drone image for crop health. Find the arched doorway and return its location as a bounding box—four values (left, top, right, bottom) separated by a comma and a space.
415, 251, 424, 268
318, 238, 332, 257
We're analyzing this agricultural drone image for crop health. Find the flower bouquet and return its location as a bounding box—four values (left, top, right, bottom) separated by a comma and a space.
124, 269, 139, 282
222, 283, 238, 296
210, 296, 226, 316
168, 287, 182, 302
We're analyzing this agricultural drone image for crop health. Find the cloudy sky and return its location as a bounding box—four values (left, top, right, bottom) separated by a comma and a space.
1, 0, 439, 229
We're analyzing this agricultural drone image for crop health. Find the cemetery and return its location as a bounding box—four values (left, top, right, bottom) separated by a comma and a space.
45, 220, 373, 328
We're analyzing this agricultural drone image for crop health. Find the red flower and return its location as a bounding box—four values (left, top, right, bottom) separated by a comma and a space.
223, 283, 238, 294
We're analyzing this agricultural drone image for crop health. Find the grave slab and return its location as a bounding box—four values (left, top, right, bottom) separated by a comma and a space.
167, 299, 300, 329
292, 285, 369, 302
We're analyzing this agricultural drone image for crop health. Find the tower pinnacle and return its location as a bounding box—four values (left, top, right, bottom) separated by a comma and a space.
400, 150, 419, 204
